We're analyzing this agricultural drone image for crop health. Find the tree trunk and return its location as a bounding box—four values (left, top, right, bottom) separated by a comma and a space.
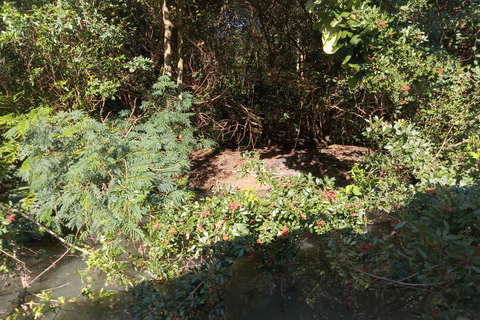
176, 0, 184, 94
163, 0, 173, 77
296, 31, 304, 80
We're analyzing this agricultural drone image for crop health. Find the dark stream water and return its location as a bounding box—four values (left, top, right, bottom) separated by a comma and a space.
224, 234, 411, 320
1, 223, 414, 320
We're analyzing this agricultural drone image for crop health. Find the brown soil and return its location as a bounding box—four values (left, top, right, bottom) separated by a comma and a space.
188, 144, 369, 193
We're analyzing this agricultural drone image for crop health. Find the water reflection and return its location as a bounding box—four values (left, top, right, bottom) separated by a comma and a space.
224, 234, 411, 320
2, 225, 412, 319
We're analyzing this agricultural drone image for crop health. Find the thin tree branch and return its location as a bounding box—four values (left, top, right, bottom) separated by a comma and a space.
10, 209, 92, 256
0, 248, 28, 268
352, 266, 444, 288
175, 280, 205, 310
30, 249, 70, 284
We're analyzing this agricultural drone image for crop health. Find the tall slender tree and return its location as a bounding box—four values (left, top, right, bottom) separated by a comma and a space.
162, 0, 173, 77
177, 0, 185, 94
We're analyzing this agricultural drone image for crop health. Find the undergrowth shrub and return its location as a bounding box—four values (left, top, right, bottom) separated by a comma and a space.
0, 76, 212, 240
80, 152, 367, 319
326, 118, 480, 319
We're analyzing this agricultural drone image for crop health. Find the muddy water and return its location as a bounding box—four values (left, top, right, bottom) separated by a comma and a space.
224, 232, 411, 320
0, 236, 132, 320
1, 237, 82, 318
1, 222, 412, 320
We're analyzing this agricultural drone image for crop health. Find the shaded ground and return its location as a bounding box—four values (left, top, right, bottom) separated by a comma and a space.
188, 144, 370, 192
188, 146, 411, 320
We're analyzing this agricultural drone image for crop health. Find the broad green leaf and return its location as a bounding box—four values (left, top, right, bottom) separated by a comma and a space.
418, 249, 428, 259
349, 76, 359, 90
350, 34, 362, 45
322, 25, 341, 54
306, 0, 316, 13
232, 223, 249, 236
331, 19, 341, 28
394, 221, 407, 229
348, 63, 361, 71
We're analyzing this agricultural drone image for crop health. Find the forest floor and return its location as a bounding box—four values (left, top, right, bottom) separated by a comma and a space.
189, 143, 393, 236
188, 144, 370, 193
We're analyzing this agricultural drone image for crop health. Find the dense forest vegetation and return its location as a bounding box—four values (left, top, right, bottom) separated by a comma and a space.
1, 0, 480, 319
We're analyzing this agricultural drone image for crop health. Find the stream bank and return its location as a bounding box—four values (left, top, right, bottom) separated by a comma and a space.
1, 144, 410, 319
1, 229, 412, 320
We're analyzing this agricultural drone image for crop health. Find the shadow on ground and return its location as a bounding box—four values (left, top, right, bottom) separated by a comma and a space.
188, 144, 370, 191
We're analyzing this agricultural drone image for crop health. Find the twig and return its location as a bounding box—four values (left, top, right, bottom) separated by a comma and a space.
433, 109, 466, 160
29, 283, 72, 293
338, 238, 442, 288
175, 280, 205, 310
371, 292, 426, 319
122, 101, 139, 142
288, 109, 303, 167
352, 266, 444, 288
10, 209, 92, 256
30, 249, 70, 284
316, 255, 332, 273
148, 164, 182, 172
29, 293, 65, 303
0, 248, 28, 268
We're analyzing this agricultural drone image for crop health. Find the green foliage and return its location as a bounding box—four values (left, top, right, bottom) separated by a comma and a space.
1, 76, 211, 240
325, 118, 480, 319
80, 153, 366, 318
0, 0, 154, 111
4, 290, 66, 320
419, 0, 480, 66
308, 0, 480, 136
308, 0, 428, 65
130, 255, 231, 320
326, 183, 480, 319
1, 0, 480, 318
75, 130, 479, 318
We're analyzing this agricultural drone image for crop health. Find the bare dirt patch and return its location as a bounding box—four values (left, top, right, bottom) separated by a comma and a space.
188, 144, 369, 192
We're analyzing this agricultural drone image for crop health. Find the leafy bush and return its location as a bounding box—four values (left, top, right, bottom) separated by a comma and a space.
0, 76, 214, 318
80, 152, 366, 319
308, 0, 480, 144
326, 184, 480, 319
324, 118, 480, 319
1, 76, 210, 240
79, 137, 479, 319
0, 0, 154, 111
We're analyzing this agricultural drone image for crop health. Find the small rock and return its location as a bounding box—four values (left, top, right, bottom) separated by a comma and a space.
297, 153, 312, 163
273, 157, 288, 168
